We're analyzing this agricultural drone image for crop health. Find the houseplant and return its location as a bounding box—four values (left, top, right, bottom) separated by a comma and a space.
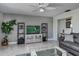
1, 20, 16, 46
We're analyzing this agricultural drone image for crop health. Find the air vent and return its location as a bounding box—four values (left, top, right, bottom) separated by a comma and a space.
65, 9, 71, 12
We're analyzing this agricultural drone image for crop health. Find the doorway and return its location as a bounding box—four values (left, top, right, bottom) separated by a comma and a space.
57, 19, 66, 38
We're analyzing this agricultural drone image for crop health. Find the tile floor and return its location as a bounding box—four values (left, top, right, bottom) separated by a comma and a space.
0, 40, 73, 56
0, 40, 72, 56
0, 40, 59, 56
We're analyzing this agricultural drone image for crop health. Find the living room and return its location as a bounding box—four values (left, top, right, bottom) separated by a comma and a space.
1, 1, 79, 57
0, 3, 55, 56
0, 13, 53, 44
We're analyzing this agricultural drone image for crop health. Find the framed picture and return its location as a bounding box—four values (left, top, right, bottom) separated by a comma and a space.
66, 21, 71, 28
66, 17, 71, 28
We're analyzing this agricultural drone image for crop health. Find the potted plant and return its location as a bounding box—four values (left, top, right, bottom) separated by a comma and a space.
1, 20, 16, 46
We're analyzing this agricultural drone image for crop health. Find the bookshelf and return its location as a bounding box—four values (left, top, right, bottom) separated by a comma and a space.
17, 22, 25, 44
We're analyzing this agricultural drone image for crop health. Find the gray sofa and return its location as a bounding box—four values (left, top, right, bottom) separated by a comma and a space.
59, 33, 79, 56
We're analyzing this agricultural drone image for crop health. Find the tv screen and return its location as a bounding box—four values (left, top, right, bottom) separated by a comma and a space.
27, 25, 40, 34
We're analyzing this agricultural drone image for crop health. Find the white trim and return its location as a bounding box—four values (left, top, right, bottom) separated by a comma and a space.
48, 38, 53, 40
48, 38, 58, 41
8, 39, 58, 45
8, 42, 17, 44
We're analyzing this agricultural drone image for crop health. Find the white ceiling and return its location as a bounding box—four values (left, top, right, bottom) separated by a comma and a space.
0, 3, 79, 17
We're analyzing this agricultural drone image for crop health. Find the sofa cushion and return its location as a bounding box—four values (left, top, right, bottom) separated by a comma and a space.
60, 41, 79, 52
74, 38, 79, 44
73, 33, 79, 44
64, 35, 73, 42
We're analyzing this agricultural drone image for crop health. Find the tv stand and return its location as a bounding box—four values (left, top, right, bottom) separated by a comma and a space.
25, 34, 42, 43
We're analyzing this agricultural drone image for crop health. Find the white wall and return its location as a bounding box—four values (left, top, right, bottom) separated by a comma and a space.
0, 13, 3, 42
53, 8, 79, 40
1, 14, 53, 42
58, 19, 66, 34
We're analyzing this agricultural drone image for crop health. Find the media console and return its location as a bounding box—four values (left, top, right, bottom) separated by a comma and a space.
25, 34, 42, 44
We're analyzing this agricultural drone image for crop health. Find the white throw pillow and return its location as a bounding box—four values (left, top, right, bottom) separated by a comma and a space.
64, 29, 71, 34
64, 35, 73, 42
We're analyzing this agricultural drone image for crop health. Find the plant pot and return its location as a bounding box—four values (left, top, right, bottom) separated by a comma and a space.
1, 39, 8, 46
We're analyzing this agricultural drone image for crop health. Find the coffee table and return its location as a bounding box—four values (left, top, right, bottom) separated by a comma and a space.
16, 47, 67, 56
36, 47, 67, 56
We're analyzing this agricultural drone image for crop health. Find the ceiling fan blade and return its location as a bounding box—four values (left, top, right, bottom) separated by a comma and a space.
45, 7, 56, 10
26, 5, 37, 8
47, 3, 63, 7
32, 8, 40, 12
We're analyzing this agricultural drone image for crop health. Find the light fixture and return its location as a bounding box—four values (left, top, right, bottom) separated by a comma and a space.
40, 8, 44, 12
70, 24, 73, 34
70, 24, 72, 28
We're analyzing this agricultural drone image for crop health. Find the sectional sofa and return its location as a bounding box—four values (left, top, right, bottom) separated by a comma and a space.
59, 33, 79, 56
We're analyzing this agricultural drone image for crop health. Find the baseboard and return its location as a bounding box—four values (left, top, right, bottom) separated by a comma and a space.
48, 38, 53, 40
8, 42, 17, 44
48, 38, 58, 41
8, 39, 58, 45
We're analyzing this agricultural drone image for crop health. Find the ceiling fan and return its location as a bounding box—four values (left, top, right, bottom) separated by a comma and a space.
28, 3, 57, 12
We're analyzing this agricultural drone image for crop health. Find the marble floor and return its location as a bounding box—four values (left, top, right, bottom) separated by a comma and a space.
0, 40, 59, 56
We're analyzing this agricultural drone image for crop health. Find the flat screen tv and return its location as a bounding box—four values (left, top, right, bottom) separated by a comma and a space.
27, 25, 40, 34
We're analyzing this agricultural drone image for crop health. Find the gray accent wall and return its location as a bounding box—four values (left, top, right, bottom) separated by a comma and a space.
0, 13, 53, 42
